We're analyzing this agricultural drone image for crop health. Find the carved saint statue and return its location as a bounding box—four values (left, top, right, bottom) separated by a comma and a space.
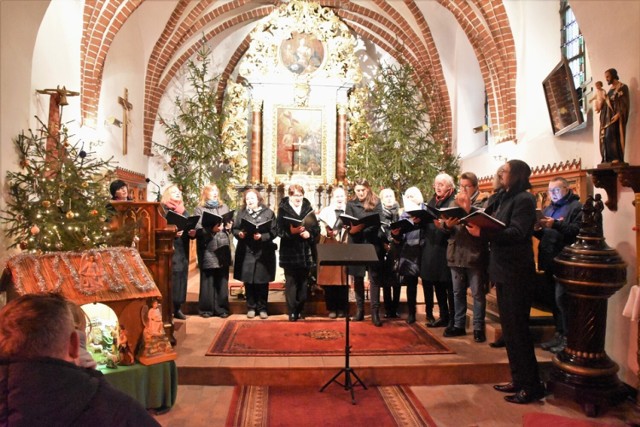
599, 68, 630, 164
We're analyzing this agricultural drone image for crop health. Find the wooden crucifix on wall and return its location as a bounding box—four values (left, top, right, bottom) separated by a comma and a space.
118, 88, 133, 155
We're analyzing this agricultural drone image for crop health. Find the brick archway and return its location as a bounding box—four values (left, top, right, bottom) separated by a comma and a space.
79, 0, 517, 154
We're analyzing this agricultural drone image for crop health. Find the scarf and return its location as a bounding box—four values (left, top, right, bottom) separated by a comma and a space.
205, 200, 220, 209
247, 206, 263, 220
165, 199, 185, 215
435, 188, 453, 206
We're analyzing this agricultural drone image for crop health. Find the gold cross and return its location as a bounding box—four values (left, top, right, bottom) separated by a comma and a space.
118, 88, 133, 155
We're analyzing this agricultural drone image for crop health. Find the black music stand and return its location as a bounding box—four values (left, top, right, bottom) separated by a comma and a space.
317, 243, 379, 404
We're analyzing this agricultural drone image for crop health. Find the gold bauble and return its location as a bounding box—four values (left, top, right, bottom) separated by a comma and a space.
81, 182, 89, 188
41, 200, 51, 208
66, 211, 75, 219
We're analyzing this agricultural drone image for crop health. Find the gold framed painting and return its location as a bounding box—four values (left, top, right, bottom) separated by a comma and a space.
273, 106, 325, 182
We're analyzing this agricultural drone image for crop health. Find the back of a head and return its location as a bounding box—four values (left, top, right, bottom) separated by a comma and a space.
0, 293, 75, 360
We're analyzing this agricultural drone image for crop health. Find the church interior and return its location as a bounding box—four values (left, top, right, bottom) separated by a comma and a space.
1, 0, 640, 425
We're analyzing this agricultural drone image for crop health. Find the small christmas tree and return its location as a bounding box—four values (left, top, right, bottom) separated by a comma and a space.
1, 118, 115, 252
347, 62, 459, 196
155, 42, 247, 211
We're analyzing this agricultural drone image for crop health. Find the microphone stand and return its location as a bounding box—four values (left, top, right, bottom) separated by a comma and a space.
145, 178, 162, 202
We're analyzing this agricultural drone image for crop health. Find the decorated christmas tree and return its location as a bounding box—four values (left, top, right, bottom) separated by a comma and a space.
347, 62, 459, 195
155, 42, 248, 211
1, 118, 115, 252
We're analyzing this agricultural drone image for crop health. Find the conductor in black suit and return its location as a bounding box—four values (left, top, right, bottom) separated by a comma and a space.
467, 159, 544, 404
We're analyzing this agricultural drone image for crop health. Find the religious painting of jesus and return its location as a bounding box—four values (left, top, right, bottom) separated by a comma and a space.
275, 107, 323, 178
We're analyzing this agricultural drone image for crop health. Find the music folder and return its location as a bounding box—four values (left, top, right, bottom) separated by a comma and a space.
240, 218, 272, 234
166, 210, 200, 231
201, 210, 235, 229
316, 243, 379, 267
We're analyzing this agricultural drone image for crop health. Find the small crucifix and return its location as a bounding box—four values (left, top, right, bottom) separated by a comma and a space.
285, 140, 300, 174
118, 88, 133, 155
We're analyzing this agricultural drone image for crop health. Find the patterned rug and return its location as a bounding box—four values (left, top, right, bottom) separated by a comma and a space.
225, 385, 438, 427
206, 319, 452, 357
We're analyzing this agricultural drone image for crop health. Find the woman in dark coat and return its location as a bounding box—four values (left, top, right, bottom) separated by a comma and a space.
232, 189, 277, 319
193, 183, 232, 318
276, 184, 320, 321
379, 188, 400, 319
421, 173, 456, 329
392, 186, 425, 324
468, 159, 544, 404
345, 178, 384, 326
161, 185, 194, 320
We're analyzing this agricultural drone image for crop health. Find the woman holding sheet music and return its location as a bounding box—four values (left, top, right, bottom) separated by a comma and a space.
317, 187, 349, 318
232, 189, 277, 320
467, 160, 544, 404
161, 185, 195, 320
392, 187, 425, 324
379, 188, 401, 319
193, 184, 233, 318
345, 178, 384, 327
276, 184, 320, 321
421, 173, 457, 330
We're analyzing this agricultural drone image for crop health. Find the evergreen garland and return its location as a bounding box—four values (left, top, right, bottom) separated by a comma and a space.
1, 118, 114, 252
347, 63, 459, 196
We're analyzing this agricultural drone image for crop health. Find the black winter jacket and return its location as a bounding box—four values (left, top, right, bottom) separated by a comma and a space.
533, 191, 582, 272
484, 189, 536, 284
232, 205, 277, 283
276, 197, 319, 269
0, 357, 159, 427
420, 191, 456, 283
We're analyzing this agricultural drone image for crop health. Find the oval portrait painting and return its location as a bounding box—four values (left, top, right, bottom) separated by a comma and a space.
280, 32, 324, 75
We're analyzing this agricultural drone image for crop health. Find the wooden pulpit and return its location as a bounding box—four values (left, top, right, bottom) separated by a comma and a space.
109, 201, 176, 343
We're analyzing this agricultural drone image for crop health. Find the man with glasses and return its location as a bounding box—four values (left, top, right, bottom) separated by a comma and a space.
534, 177, 582, 354
442, 172, 489, 342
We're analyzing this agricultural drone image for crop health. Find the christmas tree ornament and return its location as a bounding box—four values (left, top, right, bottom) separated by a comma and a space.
82, 236, 91, 244
81, 181, 89, 188
66, 210, 75, 219
55, 241, 64, 249
41, 200, 51, 208
19, 241, 28, 250
56, 199, 64, 207
90, 209, 99, 216
30, 225, 40, 235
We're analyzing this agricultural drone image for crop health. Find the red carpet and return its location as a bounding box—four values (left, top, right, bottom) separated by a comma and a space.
206, 319, 452, 357
523, 413, 619, 427
226, 385, 437, 427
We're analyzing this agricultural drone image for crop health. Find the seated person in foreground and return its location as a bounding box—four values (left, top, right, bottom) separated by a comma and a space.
0, 293, 160, 427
